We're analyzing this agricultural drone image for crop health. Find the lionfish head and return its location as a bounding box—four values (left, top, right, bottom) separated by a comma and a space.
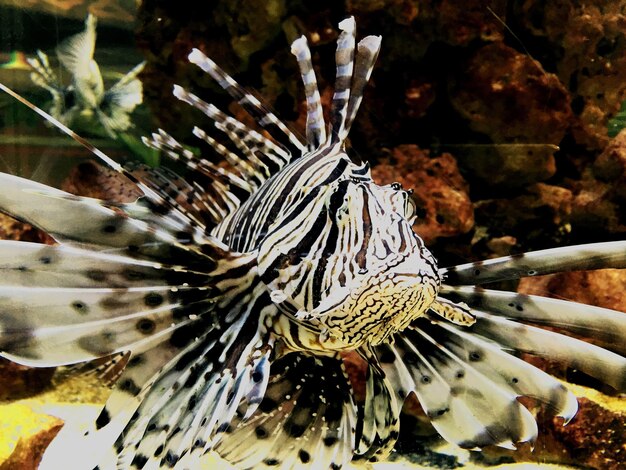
259, 176, 441, 349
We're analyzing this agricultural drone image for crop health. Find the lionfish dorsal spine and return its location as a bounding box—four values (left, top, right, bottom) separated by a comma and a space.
187, 48, 306, 156
345, 34, 381, 136
291, 35, 327, 150
329, 17, 357, 145
172, 84, 287, 186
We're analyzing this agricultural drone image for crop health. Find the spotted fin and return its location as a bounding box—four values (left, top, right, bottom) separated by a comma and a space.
441, 241, 626, 285
378, 324, 540, 450
440, 286, 626, 354
216, 353, 357, 469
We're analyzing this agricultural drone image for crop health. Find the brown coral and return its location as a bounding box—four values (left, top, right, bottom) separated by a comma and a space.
449, 42, 572, 144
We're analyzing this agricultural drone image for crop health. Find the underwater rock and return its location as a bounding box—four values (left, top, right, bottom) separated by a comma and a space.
371, 145, 474, 245
449, 42, 572, 145
0, 404, 63, 470
513, 0, 626, 152
567, 128, 626, 236
0, 213, 52, 244
0, 360, 55, 401
449, 143, 558, 191
473, 183, 573, 252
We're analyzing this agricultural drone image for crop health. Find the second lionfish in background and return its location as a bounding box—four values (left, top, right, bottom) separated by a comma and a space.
0, 16, 625, 470
27, 13, 145, 138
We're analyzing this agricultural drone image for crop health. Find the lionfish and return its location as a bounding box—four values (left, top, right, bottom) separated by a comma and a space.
0, 17, 625, 470
27, 14, 145, 137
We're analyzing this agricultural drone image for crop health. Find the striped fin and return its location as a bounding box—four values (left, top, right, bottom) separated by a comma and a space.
110, 311, 273, 469
355, 358, 400, 462
344, 35, 381, 139
216, 353, 357, 469
172, 85, 290, 186
0, 284, 214, 366
440, 286, 626, 354
329, 17, 357, 145
290, 35, 326, 150
187, 48, 306, 156
441, 241, 626, 285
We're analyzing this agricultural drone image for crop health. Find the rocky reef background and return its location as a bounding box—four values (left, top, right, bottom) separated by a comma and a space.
0, 0, 625, 469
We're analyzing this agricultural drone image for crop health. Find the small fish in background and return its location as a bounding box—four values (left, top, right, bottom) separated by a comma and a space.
27, 13, 146, 138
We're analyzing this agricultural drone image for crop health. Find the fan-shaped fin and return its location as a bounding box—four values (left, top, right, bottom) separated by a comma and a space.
216, 353, 357, 470
470, 310, 626, 390
378, 327, 539, 450
441, 241, 626, 285
440, 286, 626, 354
0, 240, 207, 288
0, 284, 215, 366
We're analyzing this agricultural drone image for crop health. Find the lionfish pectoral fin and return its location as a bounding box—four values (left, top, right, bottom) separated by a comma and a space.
354, 355, 400, 462
440, 285, 626, 356
57, 308, 276, 469
441, 240, 626, 285
376, 325, 542, 450
216, 352, 357, 469
429, 297, 475, 326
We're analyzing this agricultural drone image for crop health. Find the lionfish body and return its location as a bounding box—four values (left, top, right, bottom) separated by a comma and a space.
0, 17, 625, 470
